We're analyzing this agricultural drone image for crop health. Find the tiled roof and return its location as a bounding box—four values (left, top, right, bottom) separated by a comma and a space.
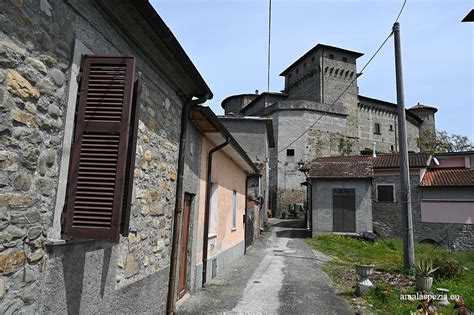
420, 168, 474, 187
306, 160, 374, 179
409, 102, 438, 113
373, 153, 431, 169
304, 153, 431, 179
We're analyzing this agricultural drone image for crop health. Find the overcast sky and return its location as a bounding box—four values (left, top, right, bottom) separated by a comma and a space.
153, 0, 473, 139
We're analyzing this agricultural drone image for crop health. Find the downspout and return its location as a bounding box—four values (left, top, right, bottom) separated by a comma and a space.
202, 137, 230, 286
167, 94, 209, 315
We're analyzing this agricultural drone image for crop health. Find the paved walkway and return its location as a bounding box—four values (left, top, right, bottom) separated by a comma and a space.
177, 219, 351, 314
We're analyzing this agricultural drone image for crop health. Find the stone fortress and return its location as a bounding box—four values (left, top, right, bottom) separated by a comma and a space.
221, 44, 438, 216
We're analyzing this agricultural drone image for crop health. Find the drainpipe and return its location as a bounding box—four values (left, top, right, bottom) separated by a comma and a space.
167, 94, 209, 315
202, 137, 230, 287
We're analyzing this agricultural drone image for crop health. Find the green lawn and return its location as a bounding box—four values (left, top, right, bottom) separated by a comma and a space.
307, 235, 474, 314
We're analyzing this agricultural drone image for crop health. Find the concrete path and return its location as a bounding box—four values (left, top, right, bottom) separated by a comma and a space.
177, 219, 351, 315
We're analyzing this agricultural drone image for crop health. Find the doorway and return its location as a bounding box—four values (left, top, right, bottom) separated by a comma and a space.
332, 188, 356, 232
178, 193, 193, 299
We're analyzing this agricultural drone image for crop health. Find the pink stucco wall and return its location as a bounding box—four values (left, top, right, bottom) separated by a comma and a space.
195, 138, 247, 263
421, 201, 474, 224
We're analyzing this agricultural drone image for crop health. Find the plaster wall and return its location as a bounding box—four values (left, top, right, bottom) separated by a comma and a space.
310, 179, 372, 236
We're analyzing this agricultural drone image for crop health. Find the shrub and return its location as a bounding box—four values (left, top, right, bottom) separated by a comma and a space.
431, 251, 465, 279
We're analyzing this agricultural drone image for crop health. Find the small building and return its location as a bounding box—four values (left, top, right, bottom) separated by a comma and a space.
178, 106, 259, 298
303, 152, 474, 249
219, 114, 275, 236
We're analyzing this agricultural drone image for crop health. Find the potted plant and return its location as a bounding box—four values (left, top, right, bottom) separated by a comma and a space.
415, 260, 439, 292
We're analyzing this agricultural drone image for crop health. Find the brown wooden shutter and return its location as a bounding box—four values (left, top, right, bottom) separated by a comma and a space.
62, 55, 135, 242
120, 80, 141, 236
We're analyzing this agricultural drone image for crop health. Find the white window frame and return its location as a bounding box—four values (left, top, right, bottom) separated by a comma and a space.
209, 182, 218, 237
231, 190, 237, 231
48, 39, 92, 241
376, 184, 396, 202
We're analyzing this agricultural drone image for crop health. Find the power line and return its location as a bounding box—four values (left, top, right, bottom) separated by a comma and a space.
278, 0, 407, 154
267, 0, 272, 92
395, 0, 407, 23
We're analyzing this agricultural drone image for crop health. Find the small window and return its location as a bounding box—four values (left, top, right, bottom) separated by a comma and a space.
286, 149, 295, 156
389, 124, 393, 131
311, 56, 315, 62
303, 62, 307, 68
289, 73, 292, 79
209, 182, 218, 236
328, 54, 334, 60
391, 145, 394, 152
374, 123, 381, 134
231, 191, 237, 230
377, 185, 395, 202
296, 68, 299, 74
342, 57, 348, 62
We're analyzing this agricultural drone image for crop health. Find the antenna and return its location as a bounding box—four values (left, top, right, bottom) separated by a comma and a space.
267, 0, 272, 92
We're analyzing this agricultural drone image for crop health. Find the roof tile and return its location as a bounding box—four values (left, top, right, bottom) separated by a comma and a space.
420, 168, 474, 187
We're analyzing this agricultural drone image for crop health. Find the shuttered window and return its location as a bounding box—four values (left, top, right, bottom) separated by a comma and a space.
377, 184, 395, 202
62, 55, 141, 242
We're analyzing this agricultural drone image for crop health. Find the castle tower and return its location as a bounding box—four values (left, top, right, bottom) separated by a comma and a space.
221, 93, 259, 116
409, 103, 438, 152
279, 44, 364, 137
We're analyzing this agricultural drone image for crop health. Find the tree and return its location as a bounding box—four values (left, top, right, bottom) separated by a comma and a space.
338, 137, 353, 156
419, 130, 473, 153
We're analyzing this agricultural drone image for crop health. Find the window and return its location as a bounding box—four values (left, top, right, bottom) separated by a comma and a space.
391, 145, 394, 152
296, 68, 299, 74
286, 149, 295, 156
328, 54, 334, 60
231, 191, 237, 230
374, 123, 381, 134
389, 124, 393, 131
342, 57, 348, 62
303, 62, 307, 68
209, 182, 218, 236
61, 55, 141, 242
377, 184, 395, 202
311, 56, 315, 62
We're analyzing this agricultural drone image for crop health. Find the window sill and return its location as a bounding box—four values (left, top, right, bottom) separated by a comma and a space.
376, 200, 396, 203
231, 228, 237, 232
208, 233, 217, 239
373, 132, 382, 135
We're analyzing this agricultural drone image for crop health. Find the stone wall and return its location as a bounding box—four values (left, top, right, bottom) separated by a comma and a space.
372, 174, 474, 250
0, 0, 186, 312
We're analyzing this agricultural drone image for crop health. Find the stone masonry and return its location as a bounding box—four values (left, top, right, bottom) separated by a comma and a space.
222, 44, 435, 216
0, 0, 190, 313
372, 175, 474, 250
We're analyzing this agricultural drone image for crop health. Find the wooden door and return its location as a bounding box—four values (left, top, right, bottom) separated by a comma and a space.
178, 194, 193, 299
332, 189, 356, 232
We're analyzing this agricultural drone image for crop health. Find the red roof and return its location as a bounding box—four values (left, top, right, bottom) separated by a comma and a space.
304, 153, 431, 179
306, 160, 373, 179
420, 168, 474, 187
373, 153, 431, 169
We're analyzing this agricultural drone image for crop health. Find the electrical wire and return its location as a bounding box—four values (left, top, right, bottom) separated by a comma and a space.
277, 0, 407, 154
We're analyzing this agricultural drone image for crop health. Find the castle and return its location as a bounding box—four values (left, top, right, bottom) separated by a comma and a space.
221, 44, 437, 216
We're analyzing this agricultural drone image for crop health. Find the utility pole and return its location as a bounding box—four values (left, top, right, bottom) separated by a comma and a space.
393, 21, 415, 268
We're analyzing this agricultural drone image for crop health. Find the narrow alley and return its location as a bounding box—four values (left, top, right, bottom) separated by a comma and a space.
177, 219, 352, 314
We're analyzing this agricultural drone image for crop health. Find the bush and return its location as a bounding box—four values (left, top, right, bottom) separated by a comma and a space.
431, 250, 465, 280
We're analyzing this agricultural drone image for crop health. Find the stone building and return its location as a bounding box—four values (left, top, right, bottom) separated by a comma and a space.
221, 44, 438, 216
0, 0, 213, 313
303, 152, 474, 250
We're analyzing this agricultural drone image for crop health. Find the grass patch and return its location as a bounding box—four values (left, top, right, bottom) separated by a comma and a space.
307, 234, 473, 314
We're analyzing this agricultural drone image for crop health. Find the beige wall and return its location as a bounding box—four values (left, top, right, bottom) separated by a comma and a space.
195, 138, 247, 263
